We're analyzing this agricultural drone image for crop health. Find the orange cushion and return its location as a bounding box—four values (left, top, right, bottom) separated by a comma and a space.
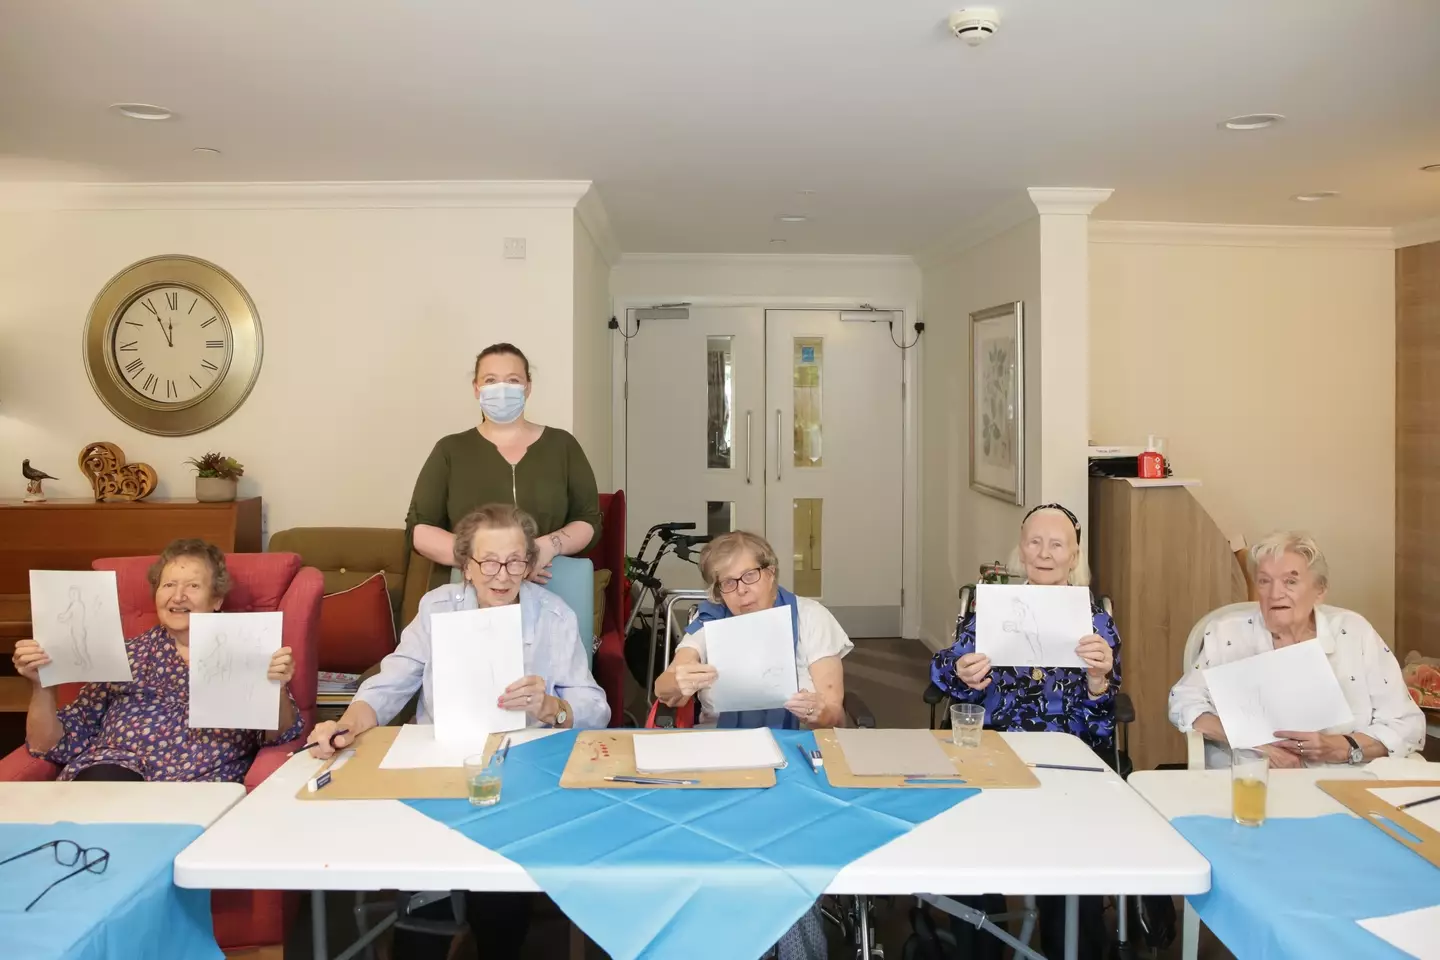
316, 572, 396, 673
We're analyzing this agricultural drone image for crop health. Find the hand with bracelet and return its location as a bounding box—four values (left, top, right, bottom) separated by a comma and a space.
498, 675, 573, 727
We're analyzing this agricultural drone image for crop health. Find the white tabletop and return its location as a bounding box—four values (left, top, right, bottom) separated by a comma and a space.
0, 781, 245, 828
174, 732, 1209, 897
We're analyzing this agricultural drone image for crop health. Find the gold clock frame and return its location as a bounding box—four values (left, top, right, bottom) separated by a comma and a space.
83, 255, 264, 437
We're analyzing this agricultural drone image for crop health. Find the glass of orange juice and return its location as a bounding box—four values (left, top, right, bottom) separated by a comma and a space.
1231, 748, 1268, 827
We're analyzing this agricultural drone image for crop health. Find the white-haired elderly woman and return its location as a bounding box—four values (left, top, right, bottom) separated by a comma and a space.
1169, 531, 1424, 769
307, 503, 609, 960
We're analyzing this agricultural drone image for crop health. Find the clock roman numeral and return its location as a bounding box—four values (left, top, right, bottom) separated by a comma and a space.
165, 291, 178, 311
188, 298, 198, 314
201, 359, 219, 371
124, 320, 144, 328
125, 358, 144, 376
201, 317, 218, 328
141, 298, 158, 316
190, 375, 203, 390
166, 379, 177, 399
118, 341, 138, 352
206, 340, 225, 349
143, 373, 157, 394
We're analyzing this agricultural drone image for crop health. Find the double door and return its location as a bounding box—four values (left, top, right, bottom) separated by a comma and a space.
623, 307, 903, 637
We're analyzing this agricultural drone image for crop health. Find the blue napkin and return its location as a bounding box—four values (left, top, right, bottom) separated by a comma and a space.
408, 729, 978, 960
1174, 814, 1440, 959
0, 822, 219, 960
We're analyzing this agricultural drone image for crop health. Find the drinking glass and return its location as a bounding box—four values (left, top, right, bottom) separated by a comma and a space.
1231, 748, 1268, 827
950, 703, 985, 748
465, 752, 503, 807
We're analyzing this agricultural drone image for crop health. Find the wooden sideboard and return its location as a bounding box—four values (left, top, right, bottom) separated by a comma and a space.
0, 497, 262, 715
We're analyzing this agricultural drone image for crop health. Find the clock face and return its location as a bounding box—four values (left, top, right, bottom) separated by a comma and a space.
110, 284, 232, 405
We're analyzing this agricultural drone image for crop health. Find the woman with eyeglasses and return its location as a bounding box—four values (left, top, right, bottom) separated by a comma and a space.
305, 504, 607, 960
655, 530, 853, 729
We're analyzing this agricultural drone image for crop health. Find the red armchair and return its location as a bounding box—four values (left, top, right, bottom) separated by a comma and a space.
0, 551, 322, 953
584, 491, 627, 727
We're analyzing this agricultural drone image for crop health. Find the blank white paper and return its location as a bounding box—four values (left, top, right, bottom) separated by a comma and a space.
703, 606, 799, 712
1358, 904, 1440, 959
974, 584, 1091, 668
379, 723, 489, 769
1201, 640, 1353, 750
633, 728, 785, 773
431, 605, 526, 743
188, 612, 283, 730
1370, 787, 1440, 833
30, 571, 132, 686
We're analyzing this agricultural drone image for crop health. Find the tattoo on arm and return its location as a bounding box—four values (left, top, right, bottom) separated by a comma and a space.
550, 534, 564, 556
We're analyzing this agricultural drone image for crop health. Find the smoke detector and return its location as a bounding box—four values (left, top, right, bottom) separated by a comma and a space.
949, 8, 1000, 45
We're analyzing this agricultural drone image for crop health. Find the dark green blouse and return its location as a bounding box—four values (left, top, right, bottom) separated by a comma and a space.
405, 427, 603, 590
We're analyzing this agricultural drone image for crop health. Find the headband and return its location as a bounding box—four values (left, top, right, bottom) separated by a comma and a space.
1022, 502, 1082, 544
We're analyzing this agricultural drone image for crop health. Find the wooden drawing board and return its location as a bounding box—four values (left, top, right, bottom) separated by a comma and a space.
1318, 779, 1440, 870
815, 729, 1039, 789
559, 731, 777, 789
295, 725, 474, 801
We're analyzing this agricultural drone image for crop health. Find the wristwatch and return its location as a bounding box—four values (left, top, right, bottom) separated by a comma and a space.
1343, 734, 1363, 765
553, 704, 569, 727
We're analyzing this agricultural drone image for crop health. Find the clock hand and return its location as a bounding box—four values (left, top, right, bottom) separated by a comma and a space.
154, 315, 173, 347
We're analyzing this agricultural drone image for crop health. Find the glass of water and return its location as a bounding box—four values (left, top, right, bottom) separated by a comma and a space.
465, 752, 503, 807
950, 703, 985, 748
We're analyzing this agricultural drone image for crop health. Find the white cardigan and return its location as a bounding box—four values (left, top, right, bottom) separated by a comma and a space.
1168, 603, 1425, 766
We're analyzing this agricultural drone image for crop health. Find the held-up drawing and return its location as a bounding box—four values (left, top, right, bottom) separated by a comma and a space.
703, 606, 799, 713
1202, 640, 1353, 750
188, 612, 283, 730
431, 605, 527, 743
974, 584, 1090, 669
30, 570, 132, 686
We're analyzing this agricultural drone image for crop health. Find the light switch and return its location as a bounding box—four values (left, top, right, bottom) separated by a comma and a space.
503, 237, 527, 259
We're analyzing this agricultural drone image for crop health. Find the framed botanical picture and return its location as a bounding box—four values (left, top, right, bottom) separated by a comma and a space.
969, 301, 1025, 505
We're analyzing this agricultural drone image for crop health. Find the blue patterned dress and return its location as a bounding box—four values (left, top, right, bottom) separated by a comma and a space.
930, 600, 1122, 753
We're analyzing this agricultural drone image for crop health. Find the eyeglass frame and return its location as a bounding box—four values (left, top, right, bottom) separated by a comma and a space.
467, 556, 531, 578
0, 838, 111, 911
716, 564, 772, 595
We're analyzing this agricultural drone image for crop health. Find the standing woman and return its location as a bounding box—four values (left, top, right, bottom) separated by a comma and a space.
407, 342, 603, 589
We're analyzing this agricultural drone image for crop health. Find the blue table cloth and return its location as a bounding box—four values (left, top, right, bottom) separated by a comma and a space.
1174, 814, 1440, 959
407, 729, 979, 960
0, 822, 220, 960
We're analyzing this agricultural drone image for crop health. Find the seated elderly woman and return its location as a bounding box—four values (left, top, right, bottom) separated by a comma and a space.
929, 503, 1120, 960
14, 538, 302, 782
1169, 531, 1424, 769
655, 530, 853, 729
308, 503, 608, 960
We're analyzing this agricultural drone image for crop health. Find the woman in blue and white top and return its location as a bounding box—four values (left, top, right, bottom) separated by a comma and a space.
655, 529, 853, 729
307, 503, 609, 758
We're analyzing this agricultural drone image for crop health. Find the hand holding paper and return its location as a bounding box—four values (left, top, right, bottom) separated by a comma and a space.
1201, 640, 1353, 750
431, 605, 527, 742
975, 585, 1091, 668
29, 571, 132, 686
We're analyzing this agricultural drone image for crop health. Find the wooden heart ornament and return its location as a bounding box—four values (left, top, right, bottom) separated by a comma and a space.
78, 441, 158, 502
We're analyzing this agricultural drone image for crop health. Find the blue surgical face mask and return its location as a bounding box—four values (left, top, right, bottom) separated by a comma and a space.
479, 382, 527, 423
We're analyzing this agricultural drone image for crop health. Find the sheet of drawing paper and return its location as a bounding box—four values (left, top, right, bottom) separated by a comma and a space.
430, 605, 526, 743
188, 612, 283, 730
703, 605, 799, 712
974, 584, 1091, 668
1201, 639, 1353, 750
1357, 904, 1440, 959
1370, 787, 1440, 833
30, 570, 132, 686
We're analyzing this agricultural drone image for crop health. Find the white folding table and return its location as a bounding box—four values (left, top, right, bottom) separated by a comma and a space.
173, 731, 1209, 960
0, 781, 245, 829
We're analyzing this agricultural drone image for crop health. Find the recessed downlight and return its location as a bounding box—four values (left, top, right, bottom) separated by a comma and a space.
1292, 191, 1339, 202
778, 214, 808, 223
1422, 163, 1440, 173
111, 102, 173, 121
769, 238, 788, 245
192, 147, 221, 157
1222, 113, 1284, 130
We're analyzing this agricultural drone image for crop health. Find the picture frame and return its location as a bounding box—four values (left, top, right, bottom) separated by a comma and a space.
969, 301, 1025, 505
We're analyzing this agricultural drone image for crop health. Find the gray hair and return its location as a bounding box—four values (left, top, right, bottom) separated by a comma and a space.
452, 504, 539, 570
149, 538, 231, 600
698, 531, 779, 604
1249, 531, 1329, 589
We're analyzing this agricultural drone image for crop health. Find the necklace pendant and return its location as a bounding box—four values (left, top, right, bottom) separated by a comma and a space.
1030, 667, 1044, 682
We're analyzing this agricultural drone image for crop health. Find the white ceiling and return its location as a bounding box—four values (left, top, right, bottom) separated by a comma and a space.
1, 1, 1438, 254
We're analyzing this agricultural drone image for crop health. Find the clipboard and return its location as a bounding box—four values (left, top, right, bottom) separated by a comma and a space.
1317, 779, 1440, 869
559, 731, 778, 789
294, 726, 508, 801
814, 729, 1039, 789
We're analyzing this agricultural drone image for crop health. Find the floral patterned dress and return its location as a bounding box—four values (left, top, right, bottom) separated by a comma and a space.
30, 625, 303, 782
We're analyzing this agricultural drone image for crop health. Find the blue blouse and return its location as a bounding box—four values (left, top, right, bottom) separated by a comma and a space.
930, 599, 1122, 753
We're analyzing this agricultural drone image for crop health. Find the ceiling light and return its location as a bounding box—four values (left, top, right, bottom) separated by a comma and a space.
111, 103, 173, 121
798, 189, 817, 196
1221, 113, 1284, 130
192, 147, 221, 157
769, 239, 788, 246
778, 215, 808, 223
1422, 163, 1440, 173
1292, 191, 1339, 202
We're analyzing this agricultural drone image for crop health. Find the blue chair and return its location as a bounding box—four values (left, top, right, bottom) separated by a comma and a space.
449, 555, 595, 667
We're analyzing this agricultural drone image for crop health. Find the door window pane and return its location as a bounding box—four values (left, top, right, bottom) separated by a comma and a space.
706, 336, 735, 469
706, 501, 735, 538
793, 338, 823, 467
793, 498, 823, 597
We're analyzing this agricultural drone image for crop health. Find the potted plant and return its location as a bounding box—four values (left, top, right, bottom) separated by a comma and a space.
185, 452, 244, 502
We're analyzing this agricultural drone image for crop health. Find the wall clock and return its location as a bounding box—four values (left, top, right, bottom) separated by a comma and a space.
83, 255, 263, 436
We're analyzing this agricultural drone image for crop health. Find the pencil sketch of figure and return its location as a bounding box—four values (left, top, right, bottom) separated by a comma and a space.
1001, 597, 1042, 664
198, 631, 233, 683
56, 586, 92, 671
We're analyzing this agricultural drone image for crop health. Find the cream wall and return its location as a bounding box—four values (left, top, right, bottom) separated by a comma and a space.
0, 191, 585, 540
610, 253, 921, 305
1089, 236, 1396, 633
572, 211, 613, 489
918, 219, 1042, 649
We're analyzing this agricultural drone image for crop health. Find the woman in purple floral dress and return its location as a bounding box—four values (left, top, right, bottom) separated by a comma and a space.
13, 539, 302, 782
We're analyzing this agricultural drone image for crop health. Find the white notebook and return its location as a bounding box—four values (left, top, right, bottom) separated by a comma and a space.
632, 729, 786, 774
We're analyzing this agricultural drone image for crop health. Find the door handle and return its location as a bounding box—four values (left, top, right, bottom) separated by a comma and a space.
745, 411, 753, 485
775, 409, 783, 483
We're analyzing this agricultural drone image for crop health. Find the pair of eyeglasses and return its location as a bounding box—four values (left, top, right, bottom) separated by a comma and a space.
469, 557, 529, 577
0, 839, 111, 911
717, 565, 769, 595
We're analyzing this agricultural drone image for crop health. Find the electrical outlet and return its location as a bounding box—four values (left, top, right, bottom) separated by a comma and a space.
503, 237, 527, 259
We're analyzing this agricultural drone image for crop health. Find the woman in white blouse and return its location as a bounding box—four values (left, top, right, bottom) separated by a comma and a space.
1169, 531, 1424, 768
